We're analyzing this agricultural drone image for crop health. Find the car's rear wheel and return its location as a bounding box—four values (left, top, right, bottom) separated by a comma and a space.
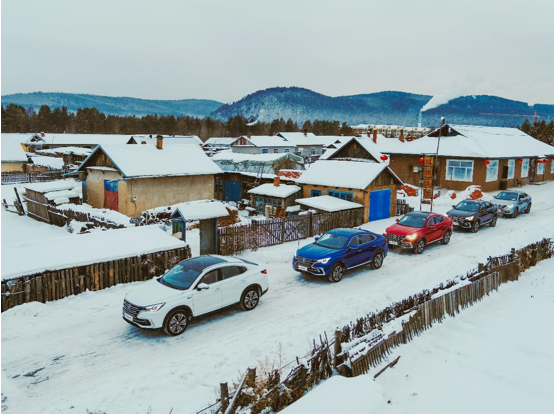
471, 220, 480, 233
490, 215, 497, 227
164, 309, 189, 336
241, 287, 260, 311
328, 263, 345, 283
441, 230, 452, 245
371, 252, 384, 269
414, 239, 425, 254
525, 203, 531, 214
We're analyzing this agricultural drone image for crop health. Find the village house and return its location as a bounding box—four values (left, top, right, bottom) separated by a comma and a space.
77, 136, 223, 217
386, 124, 554, 192
36, 146, 92, 166
230, 135, 296, 155
275, 132, 343, 159
351, 124, 430, 139
26, 156, 65, 172
1, 140, 27, 172
248, 177, 302, 217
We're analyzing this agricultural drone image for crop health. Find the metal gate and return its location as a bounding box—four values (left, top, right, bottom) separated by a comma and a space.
224, 180, 241, 202
369, 188, 391, 221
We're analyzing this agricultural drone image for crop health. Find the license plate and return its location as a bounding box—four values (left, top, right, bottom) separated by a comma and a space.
298, 265, 308, 271
453, 221, 459, 226
388, 240, 398, 246
123, 312, 133, 321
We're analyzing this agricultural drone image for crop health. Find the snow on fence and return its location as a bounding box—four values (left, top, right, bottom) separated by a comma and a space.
218, 209, 364, 255
197, 237, 554, 414
1, 170, 70, 184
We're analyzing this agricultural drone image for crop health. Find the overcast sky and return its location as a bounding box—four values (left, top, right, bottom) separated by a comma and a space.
2, 0, 553, 104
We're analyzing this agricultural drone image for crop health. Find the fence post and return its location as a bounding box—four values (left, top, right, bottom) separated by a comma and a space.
308, 212, 313, 237
334, 329, 342, 368
220, 382, 229, 413
246, 367, 256, 388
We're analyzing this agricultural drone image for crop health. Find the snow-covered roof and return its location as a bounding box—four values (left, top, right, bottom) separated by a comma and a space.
248, 183, 301, 198
1, 141, 27, 162
212, 150, 294, 163
79, 144, 223, 178
131, 135, 203, 146
388, 124, 554, 158
296, 195, 363, 212
319, 137, 387, 161
29, 133, 133, 146
205, 137, 238, 146
234, 135, 294, 148
24, 181, 76, 193
44, 190, 80, 201
171, 200, 230, 221
2, 226, 186, 281
37, 146, 92, 156
30, 156, 65, 170
277, 133, 349, 147
297, 160, 400, 189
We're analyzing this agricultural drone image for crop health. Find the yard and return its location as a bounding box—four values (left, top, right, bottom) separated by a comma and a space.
1, 181, 554, 413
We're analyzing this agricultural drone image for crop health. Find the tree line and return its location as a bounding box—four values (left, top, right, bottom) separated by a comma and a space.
1, 104, 354, 140
519, 119, 554, 145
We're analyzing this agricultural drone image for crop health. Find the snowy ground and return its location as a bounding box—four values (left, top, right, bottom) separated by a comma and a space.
1, 181, 554, 413
284, 257, 554, 414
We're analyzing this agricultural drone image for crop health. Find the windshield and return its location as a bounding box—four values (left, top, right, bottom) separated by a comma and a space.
315, 233, 349, 249
160, 256, 225, 290
495, 192, 518, 201
398, 214, 428, 228
455, 201, 479, 212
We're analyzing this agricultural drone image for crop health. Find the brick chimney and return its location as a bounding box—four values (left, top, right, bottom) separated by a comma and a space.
373, 130, 377, 144
156, 135, 164, 150
40, 132, 45, 137
274, 176, 280, 187
247, 133, 251, 138
303, 129, 308, 136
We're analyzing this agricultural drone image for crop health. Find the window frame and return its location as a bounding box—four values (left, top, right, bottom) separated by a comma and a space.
327, 190, 354, 202
537, 161, 544, 175
507, 159, 515, 179
445, 159, 474, 182
521, 158, 529, 177
486, 160, 499, 182
310, 189, 322, 197
261, 148, 269, 154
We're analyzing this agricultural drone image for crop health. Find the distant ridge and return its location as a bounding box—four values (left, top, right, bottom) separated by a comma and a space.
3, 88, 553, 127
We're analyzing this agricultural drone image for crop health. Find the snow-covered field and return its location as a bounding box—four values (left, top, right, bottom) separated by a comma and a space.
284, 257, 554, 414
1, 181, 554, 413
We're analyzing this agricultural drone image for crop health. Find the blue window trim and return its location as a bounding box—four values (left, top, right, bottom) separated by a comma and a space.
311, 190, 322, 197
327, 190, 353, 202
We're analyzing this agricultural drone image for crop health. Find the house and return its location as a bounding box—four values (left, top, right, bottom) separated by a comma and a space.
127, 135, 202, 146
36, 146, 92, 166
230, 135, 296, 155
386, 124, 554, 191
319, 133, 403, 161
204, 137, 238, 148
275, 132, 342, 159
248, 178, 302, 217
1, 140, 27, 172
26, 156, 65, 172
21, 133, 133, 152
351, 125, 430, 139
296, 159, 403, 223
77, 137, 223, 217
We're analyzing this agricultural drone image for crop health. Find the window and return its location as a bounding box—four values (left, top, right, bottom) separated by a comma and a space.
262, 148, 269, 154
507, 159, 515, 179
551, 161, 554, 174
348, 236, 361, 247
328, 190, 353, 202
537, 162, 544, 175
284, 148, 290, 153
253, 195, 281, 213
273, 148, 279, 154
220, 266, 246, 280
521, 158, 529, 177
486, 160, 499, 182
311, 190, 322, 197
359, 234, 376, 244
201, 270, 219, 285
310, 147, 316, 156
446, 159, 474, 182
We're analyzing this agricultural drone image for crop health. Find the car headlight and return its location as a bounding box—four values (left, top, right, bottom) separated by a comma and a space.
144, 303, 165, 312
466, 215, 475, 221
506, 204, 514, 209
405, 234, 418, 241
315, 257, 331, 264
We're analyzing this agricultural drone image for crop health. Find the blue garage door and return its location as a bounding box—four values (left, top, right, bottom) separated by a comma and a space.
224, 180, 241, 202
369, 189, 391, 221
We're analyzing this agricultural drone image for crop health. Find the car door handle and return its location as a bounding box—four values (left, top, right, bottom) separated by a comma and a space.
214, 288, 221, 292
241, 279, 247, 283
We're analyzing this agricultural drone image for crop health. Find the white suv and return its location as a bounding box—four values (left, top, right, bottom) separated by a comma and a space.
123, 255, 269, 336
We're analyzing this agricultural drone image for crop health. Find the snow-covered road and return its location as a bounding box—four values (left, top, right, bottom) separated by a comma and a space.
2, 182, 554, 414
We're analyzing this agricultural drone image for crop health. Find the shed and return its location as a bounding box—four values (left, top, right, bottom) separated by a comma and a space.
170, 200, 229, 255
248, 178, 302, 218
1, 141, 27, 172
295, 195, 364, 213
24, 181, 81, 223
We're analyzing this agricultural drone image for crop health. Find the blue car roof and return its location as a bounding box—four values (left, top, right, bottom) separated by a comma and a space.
327, 228, 373, 237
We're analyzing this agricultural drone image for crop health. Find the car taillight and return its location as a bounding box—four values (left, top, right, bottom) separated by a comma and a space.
261, 269, 267, 274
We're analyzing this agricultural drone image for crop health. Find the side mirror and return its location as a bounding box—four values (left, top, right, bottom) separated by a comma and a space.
314, 236, 320, 241
452, 205, 456, 209
395, 218, 400, 223
197, 283, 209, 291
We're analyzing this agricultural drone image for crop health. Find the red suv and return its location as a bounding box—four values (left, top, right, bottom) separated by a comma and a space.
384, 211, 453, 254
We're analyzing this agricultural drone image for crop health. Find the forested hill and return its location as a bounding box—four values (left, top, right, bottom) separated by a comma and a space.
1, 92, 223, 118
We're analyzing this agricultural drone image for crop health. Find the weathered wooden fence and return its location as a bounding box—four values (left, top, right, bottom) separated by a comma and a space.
196, 237, 553, 414
218, 209, 364, 255
1, 246, 191, 312
1, 170, 69, 184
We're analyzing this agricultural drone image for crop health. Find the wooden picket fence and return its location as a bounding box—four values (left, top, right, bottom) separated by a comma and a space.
1, 246, 191, 312
196, 237, 553, 414
218, 209, 364, 255
1, 170, 69, 184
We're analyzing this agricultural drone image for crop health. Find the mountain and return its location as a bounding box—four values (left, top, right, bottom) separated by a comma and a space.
211, 87, 554, 128
1, 92, 224, 118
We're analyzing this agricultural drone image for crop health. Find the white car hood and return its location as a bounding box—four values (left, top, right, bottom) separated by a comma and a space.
125, 278, 184, 306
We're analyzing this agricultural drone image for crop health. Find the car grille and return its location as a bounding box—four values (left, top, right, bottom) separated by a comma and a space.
386, 233, 404, 244
295, 256, 316, 268
123, 300, 144, 318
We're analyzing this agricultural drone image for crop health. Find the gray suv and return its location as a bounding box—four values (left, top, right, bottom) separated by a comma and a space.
491, 190, 531, 218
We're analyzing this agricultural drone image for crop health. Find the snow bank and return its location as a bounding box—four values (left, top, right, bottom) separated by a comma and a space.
29, 156, 64, 170
2, 226, 186, 280
56, 203, 133, 227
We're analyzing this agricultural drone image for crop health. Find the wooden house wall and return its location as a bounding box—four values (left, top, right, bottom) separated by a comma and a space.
330, 141, 378, 162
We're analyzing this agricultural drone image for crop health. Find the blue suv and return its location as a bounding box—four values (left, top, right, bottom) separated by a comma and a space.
292, 228, 388, 283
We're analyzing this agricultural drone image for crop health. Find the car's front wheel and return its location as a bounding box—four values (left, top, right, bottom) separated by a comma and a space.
414, 239, 425, 254
163, 309, 189, 336
328, 263, 345, 283
513, 208, 519, 218
241, 287, 260, 311
471, 220, 480, 233
525, 203, 531, 214
490, 215, 497, 227
371, 251, 384, 269
441, 229, 452, 245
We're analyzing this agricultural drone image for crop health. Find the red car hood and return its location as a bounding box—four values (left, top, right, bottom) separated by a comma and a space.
385, 223, 421, 236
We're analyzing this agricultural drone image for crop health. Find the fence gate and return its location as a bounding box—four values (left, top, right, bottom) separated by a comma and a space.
369, 189, 391, 221
224, 180, 241, 202
104, 180, 119, 211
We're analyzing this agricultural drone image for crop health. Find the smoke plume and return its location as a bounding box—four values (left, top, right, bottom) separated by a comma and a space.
421, 75, 486, 112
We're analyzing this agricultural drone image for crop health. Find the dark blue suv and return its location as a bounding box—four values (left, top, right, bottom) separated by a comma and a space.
292, 228, 388, 283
